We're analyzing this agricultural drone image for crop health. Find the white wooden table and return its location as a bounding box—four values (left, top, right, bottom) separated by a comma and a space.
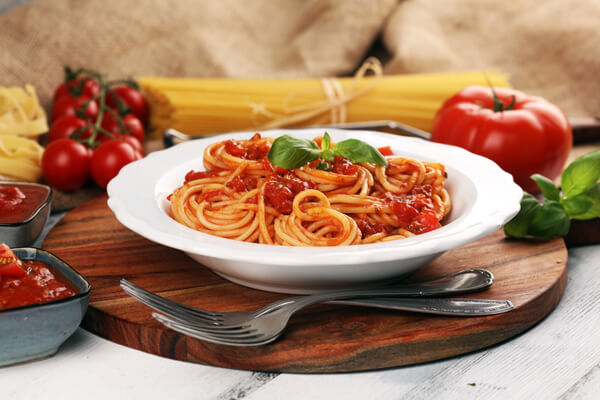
2, 212, 600, 400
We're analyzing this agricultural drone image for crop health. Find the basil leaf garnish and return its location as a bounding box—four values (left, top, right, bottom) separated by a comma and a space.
528, 200, 570, 238
561, 149, 600, 198
321, 131, 331, 151
531, 174, 559, 201
504, 194, 570, 239
267, 133, 389, 169
504, 193, 539, 237
568, 183, 600, 220
332, 139, 388, 167
561, 196, 594, 217
267, 135, 321, 169
322, 149, 335, 162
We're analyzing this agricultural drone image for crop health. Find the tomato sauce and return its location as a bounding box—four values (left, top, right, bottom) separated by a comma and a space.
384, 185, 441, 234
356, 218, 386, 239
184, 168, 224, 183
0, 185, 49, 224
0, 260, 78, 310
224, 133, 271, 161
264, 174, 315, 214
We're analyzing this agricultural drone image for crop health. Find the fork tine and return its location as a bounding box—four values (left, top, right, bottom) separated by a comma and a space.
120, 279, 222, 324
152, 312, 257, 337
153, 313, 273, 346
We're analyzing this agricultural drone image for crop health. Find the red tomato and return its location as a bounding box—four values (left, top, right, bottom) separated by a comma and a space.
48, 115, 93, 142
0, 262, 26, 277
42, 139, 91, 191
100, 113, 145, 143
51, 95, 99, 122
90, 140, 140, 188
431, 86, 572, 193
98, 133, 143, 156
53, 77, 101, 102
106, 86, 149, 125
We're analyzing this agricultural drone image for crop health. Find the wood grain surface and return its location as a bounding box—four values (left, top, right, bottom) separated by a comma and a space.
42, 194, 568, 373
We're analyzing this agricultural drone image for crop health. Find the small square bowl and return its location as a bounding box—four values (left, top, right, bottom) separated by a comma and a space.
0, 181, 52, 247
0, 247, 91, 367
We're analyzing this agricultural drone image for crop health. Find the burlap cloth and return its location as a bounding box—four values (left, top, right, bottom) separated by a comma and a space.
1, 0, 599, 208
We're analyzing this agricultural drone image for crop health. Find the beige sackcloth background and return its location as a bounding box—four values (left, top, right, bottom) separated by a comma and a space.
1, 0, 599, 119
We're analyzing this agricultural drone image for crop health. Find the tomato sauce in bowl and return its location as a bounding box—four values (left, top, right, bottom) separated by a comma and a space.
0, 184, 50, 224
0, 182, 51, 247
0, 260, 78, 310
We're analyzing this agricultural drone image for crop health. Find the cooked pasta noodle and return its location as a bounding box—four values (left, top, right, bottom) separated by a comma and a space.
169, 134, 451, 246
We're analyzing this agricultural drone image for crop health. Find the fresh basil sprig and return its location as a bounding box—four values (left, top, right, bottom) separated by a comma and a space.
267, 132, 388, 170
504, 149, 600, 238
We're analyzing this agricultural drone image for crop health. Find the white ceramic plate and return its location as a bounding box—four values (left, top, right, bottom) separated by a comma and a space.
107, 128, 522, 293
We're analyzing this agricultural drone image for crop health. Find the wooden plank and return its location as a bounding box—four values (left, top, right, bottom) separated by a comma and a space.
42, 194, 568, 373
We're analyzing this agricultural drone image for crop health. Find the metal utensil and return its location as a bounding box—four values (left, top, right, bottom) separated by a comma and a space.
152, 297, 513, 346
163, 120, 431, 147
120, 269, 512, 346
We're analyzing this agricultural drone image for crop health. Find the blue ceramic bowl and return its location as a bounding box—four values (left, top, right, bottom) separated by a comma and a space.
0, 248, 91, 367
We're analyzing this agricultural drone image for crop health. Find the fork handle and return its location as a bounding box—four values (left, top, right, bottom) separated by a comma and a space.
330, 297, 513, 316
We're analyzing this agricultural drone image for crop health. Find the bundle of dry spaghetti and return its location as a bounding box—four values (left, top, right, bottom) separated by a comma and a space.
139, 58, 511, 138
0, 85, 47, 181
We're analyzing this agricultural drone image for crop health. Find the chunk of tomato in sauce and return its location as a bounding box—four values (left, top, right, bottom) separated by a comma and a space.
332, 156, 358, 175
224, 134, 271, 161
408, 208, 440, 234
226, 176, 246, 192
356, 218, 386, 239
263, 174, 315, 214
377, 146, 394, 156
384, 189, 440, 235
389, 200, 420, 227
245, 141, 271, 160
224, 140, 247, 157
264, 180, 294, 214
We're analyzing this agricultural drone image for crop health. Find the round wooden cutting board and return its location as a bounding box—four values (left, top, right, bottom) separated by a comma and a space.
43, 194, 568, 373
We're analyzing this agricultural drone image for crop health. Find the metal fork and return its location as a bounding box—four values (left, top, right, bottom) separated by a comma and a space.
120, 270, 513, 346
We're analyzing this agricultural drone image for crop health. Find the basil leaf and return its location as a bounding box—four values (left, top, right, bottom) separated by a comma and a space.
321, 131, 331, 151
569, 182, 600, 220
561, 195, 594, 217
267, 135, 321, 169
528, 200, 570, 238
531, 174, 559, 201
561, 149, 600, 198
504, 193, 540, 237
332, 139, 388, 167
322, 149, 335, 162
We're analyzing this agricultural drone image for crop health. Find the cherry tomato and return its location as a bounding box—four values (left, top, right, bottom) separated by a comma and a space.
97, 133, 143, 156
51, 95, 99, 122
90, 140, 140, 188
431, 86, 572, 193
48, 115, 94, 142
106, 86, 149, 125
53, 77, 101, 102
100, 113, 145, 142
42, 138, 91, 191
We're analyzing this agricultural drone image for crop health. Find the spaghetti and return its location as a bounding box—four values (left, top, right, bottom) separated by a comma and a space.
169, 134, 451, 246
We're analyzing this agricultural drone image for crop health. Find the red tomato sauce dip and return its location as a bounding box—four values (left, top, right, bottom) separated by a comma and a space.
0, 185, 49, 224
0, 244, 77, 310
